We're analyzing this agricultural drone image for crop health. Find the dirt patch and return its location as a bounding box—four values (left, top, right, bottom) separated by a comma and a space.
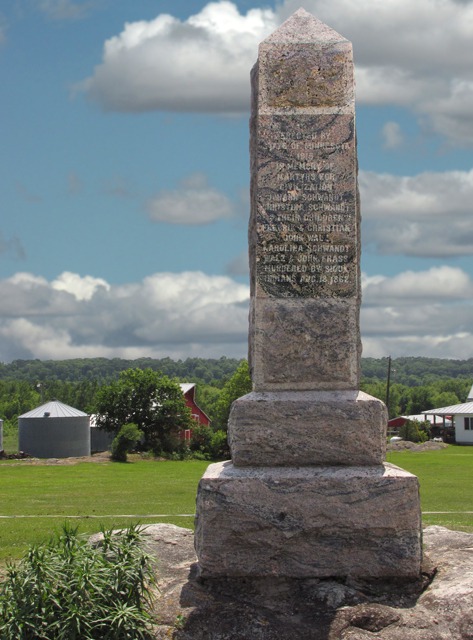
3, 442, 448, 465
0, 452, 166, 466
0, 451, 113, 466
387, 440, 449, 452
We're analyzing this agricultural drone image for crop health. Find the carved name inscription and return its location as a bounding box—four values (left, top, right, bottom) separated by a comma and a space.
255, 114, 357, 298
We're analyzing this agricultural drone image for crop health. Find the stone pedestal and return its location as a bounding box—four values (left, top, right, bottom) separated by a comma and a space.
194, 8, 422, 581
228, 390, 387, 467
196, 462, 422, 579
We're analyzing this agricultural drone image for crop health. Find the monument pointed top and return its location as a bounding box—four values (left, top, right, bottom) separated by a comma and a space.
263, 8, 349, 46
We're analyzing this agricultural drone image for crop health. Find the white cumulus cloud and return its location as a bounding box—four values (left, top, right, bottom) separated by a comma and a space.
360, 169, 473, 257
362, 266, 473, 305
1, 267, 472, 362
51, 271, 110, 301
79, 0, 473, 144
0, 270, 250, 362
80, 1, 276, 113
146, 173, 234, 224
382, 121, 405, 150
361, 266, 473, 358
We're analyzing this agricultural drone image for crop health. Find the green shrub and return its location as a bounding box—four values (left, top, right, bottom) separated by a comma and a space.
191, 450, 210, 461
209, 430, 230, 459
0, 523, 154, 639
189, 425, 229, 460
399, 419, 430, 443
189, 424, 213, 454
111, 423, 143, 462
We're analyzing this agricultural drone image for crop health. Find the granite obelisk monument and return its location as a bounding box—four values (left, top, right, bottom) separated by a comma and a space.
195, 9, 422, 579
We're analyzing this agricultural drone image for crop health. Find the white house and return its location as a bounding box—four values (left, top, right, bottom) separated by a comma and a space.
422, 384, 473, 445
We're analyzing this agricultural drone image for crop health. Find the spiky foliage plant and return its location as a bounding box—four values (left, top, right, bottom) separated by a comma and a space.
0, 523, 155, 639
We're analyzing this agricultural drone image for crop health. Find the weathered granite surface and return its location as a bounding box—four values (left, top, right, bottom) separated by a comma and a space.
145, 523, 473, 639
250, 298, 360, 391
249, 9, 360, 391
228, 390, 387, 466
194, 8, 422, 581
195, 461, 422, 579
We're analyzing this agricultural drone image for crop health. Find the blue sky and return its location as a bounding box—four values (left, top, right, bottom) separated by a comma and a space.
1, 0, 473, 363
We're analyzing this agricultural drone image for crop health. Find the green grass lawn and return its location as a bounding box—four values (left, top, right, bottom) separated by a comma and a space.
387, 445, 473, 532
1, 445, 472, 564
1, 424, 18, 453
0, 458, 209, 562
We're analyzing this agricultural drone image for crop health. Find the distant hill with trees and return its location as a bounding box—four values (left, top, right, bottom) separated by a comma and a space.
0, 356, 241, 387
361, 357, 473, 386
0, 357, 472, 430
0, 356, 471, 387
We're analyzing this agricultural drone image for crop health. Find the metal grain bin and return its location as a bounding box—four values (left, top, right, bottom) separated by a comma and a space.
89, 414, 114, 453
19, 400, 90, 458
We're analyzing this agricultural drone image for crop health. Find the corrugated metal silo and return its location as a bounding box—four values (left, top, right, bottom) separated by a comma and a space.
19, 400, 90, 458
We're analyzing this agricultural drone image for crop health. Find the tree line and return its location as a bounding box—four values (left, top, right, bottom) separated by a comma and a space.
361, 378, 472, 419
0, 357, 471, 438
1, 356, 472, 387
362, 356, 473, 385
0, 357, 241, 386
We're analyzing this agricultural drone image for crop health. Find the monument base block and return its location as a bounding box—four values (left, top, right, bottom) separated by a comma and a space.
195, 461, 422, 580
228, 390, 387, 466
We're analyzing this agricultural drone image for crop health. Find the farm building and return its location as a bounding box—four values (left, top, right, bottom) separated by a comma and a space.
90, 382, 211, 451
19, 400, 90, 458
180, 382, 211, 442
388, 414, 452, 432
90, 414, 114, 453
422, 384, 473, 445
180, 383, 210, 426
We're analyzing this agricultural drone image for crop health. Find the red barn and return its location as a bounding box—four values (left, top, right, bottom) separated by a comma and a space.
180, 383, 211, 441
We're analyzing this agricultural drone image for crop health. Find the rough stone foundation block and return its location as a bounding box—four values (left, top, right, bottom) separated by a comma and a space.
228, 389, 387, 466
195, 461, 422, 580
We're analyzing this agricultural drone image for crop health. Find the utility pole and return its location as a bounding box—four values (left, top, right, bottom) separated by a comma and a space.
36, 383, 44, 404
386, 356, 392, 414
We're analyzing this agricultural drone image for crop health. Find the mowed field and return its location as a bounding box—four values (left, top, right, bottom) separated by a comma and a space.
0, 457, 208, 562
0, 445, 472, 563
387, 445, 473, 532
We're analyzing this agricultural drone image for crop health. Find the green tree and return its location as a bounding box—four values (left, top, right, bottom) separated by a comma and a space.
194, 384, 221, 424
93, 369, 192, 454
406, 386, 434, 415
214, 360, 252, 429
0, 381, 40, 422
431, 390, 460, 408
